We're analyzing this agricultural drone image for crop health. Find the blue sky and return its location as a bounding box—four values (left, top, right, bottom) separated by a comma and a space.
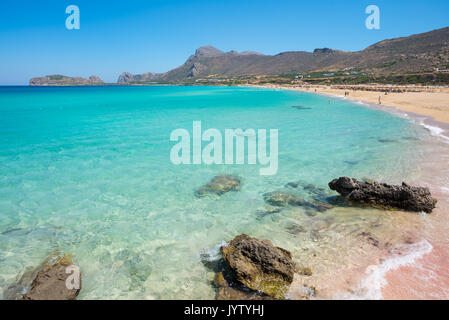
0, 0, 448, 85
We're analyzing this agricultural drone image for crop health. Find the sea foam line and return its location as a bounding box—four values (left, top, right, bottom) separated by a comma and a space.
418, 122, 449, 142
440, 187, 449, 194
337, 240, 433, 300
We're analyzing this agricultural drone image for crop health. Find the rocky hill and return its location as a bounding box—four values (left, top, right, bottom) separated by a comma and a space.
117, 72, 163, 84
29, 75, 104, 86
118, 27, 449, 83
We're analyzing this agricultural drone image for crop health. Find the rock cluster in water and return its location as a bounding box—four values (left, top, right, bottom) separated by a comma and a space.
219, 234, 296, 299
329, 177, 437, 213
195, 175, 241, 197
7, 174, 436, 301
20, 254, 81, 300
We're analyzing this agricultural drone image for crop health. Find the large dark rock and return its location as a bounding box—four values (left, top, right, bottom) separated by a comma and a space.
220, 234, 295, 299
200, 246, 271, 300
195, 175, 241, 197
329, 177, 437, 213
21, 254, 81, 300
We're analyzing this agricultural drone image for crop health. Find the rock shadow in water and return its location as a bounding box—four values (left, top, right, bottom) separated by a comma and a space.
291, 105, 312, 110
378, 138, 399, 144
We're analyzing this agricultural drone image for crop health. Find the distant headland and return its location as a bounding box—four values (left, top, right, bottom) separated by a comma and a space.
29, 75, 104, 86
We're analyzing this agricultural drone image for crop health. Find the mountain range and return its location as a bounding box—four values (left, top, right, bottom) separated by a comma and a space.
29, 27, 449, 86
118, 27, 449, 83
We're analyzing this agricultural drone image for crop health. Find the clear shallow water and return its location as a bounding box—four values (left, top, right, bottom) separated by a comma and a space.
0, 86, 435, 299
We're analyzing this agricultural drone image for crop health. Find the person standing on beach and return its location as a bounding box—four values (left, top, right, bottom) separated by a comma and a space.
378, 96, 382, 105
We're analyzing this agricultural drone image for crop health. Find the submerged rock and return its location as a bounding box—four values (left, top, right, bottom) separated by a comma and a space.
358, 232, 380, 248
291, 105, 312, 110
256, 207, 284, 220
114, 249, 152, 290
303, 184, 331, 200
303, 184, 317, 191
310, 201, 333, 212
263, 191, 307, 207
378, 138, 398, 143
299, 285, 318, 300
329, 177, 437, 213
3, 266, 37, 300
214, 271, 272, 300
1, 228, 31, 236
285, 182, 299, 188
298, 267, 313, 277
285, 181, 332, 200
220, 234, 295, 299
263, 191, 332, 212
195, 175, 241, 197
21, 253, 81, 300
285, 224, 307, 235
402, 136, 420, 141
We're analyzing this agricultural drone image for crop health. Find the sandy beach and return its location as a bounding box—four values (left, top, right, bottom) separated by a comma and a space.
247, 84, 449, 125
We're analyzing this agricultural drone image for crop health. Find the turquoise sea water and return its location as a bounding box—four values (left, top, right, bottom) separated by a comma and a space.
0, 86, 433, 299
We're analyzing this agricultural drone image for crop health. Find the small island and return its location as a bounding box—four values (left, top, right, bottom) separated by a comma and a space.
29, 75, 104, 86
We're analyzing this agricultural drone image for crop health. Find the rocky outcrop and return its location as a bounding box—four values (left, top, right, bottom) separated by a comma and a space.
194, 46, 224, 58
195, 175, 241, 197
313, 48, 339, 55
29, 75, 104, 86
117, 72, 134, 83
88, 76, 102, 83
21, 254, 81, 300
220, 234, 295, 299
329, 177, 437, 213
117, 72, 163, 84
187, 62, 207, 78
